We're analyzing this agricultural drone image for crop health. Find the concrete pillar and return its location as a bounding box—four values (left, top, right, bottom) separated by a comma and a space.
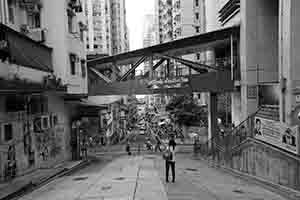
208, 93, 218, 140
231, 91, 242, 126
279, 0, 300, 126
206, 48, 215, 68
240, 0, 279, 120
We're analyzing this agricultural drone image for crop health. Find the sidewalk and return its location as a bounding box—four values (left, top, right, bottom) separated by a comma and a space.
79, 156, 168, 200
154, 154, 290, 200
18, 156, 168, 200
0, 160, 87, 200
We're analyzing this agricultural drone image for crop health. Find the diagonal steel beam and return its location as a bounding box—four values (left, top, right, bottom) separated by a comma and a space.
156, 54, 207, 73
156, 53, 229, 72
153, 58, 166, 71
89, 67, 112, 83
143, 58, 166, 78
119, 56, 147, 81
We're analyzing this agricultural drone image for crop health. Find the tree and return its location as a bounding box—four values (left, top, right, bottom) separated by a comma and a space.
166, 95, 207, 127
127, 96, 138, 129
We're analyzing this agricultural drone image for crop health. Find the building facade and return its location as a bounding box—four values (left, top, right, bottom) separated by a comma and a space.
0, 0, 87, 181
204, 0, 300, 134
85, 0, 129, 56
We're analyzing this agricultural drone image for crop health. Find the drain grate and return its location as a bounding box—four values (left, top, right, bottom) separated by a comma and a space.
233, 189, 245, 194
102, 186, 112, 191
145, 156, 156, 160
185, 168, 198, 172
114, 177, 125, 181
73, 177, 88, 181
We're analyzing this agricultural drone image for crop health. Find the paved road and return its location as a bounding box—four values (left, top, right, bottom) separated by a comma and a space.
155, 154, 288, 200
17, 153, 289, 200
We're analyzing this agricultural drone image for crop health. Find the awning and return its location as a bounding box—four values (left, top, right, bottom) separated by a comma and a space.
0, 79, 67, 95
0, 23, 53, 72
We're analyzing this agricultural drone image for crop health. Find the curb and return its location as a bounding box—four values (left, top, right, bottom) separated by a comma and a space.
194, 156, 300, 200
0, 160, 90, 200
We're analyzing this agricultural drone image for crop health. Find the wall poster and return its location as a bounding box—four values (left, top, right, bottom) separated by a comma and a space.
254, 117, 300, 154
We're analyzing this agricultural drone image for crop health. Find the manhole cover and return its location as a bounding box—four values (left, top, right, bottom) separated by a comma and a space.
102, 186, 112, 191
73, 177, 88, 181
185, 168, 198, 172
233, 189, 245, 194
114, 177, 125, 181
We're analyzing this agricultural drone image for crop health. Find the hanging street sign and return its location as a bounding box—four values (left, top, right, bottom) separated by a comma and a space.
147, 77, 190, 90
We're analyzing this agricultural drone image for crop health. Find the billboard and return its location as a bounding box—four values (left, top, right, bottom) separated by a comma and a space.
254, 117, 300, 154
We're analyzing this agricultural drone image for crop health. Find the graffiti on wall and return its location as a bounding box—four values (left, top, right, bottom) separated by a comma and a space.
35, 127, 64, 161
23, 122, 35, 166
4, 144, 17, 178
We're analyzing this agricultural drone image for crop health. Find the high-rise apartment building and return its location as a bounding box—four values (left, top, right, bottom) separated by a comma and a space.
0, 0, 88, 180
155, 0, 206, 77
85, 0, 129, 56
156, 0, 173, 43
143, 14, 157, 48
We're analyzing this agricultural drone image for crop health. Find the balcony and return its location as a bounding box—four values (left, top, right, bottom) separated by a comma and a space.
0, 23, 53, 72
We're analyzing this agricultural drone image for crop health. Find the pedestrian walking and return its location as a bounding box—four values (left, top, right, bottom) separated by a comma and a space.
163, 138, 176, 183
126, 141, 131, 155
154, 135, 162, 152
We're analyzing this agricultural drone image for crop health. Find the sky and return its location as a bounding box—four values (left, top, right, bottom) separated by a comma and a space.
126, 0, 155, 51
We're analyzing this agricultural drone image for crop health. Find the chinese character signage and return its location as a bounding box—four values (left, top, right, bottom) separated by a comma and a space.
254, 117, 299, 154
147, 77, 189, 90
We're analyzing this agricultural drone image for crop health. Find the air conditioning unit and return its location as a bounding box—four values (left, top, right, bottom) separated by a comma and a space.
34, 115, 50, 132
27, 28, 46, 43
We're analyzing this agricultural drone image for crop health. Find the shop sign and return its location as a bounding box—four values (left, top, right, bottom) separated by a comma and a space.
147, 77, 189, 90
254, 117, 300, 154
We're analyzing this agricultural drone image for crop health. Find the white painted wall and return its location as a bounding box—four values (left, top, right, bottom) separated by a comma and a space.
43, 0, 87, 94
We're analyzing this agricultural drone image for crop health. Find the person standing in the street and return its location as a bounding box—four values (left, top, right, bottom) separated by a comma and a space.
154, 135, 162, 152
164, 138, 176, 183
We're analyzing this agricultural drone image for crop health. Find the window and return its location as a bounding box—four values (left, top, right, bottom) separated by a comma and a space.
195, 26, 200, 33
94, 44, 98, 49
8, 0, 15, 24
6, 95, 25, 112
29, 96, 48, 115
86, 45, 89, 49
195, 12, 199, 20
81, 60, 86, 78
195, 0, 199, 7
196, 53, 200, 60
69, 54, 76, 75
4, 124, 13, 142
67, 9, 75, 33
27, 12, 41, 28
